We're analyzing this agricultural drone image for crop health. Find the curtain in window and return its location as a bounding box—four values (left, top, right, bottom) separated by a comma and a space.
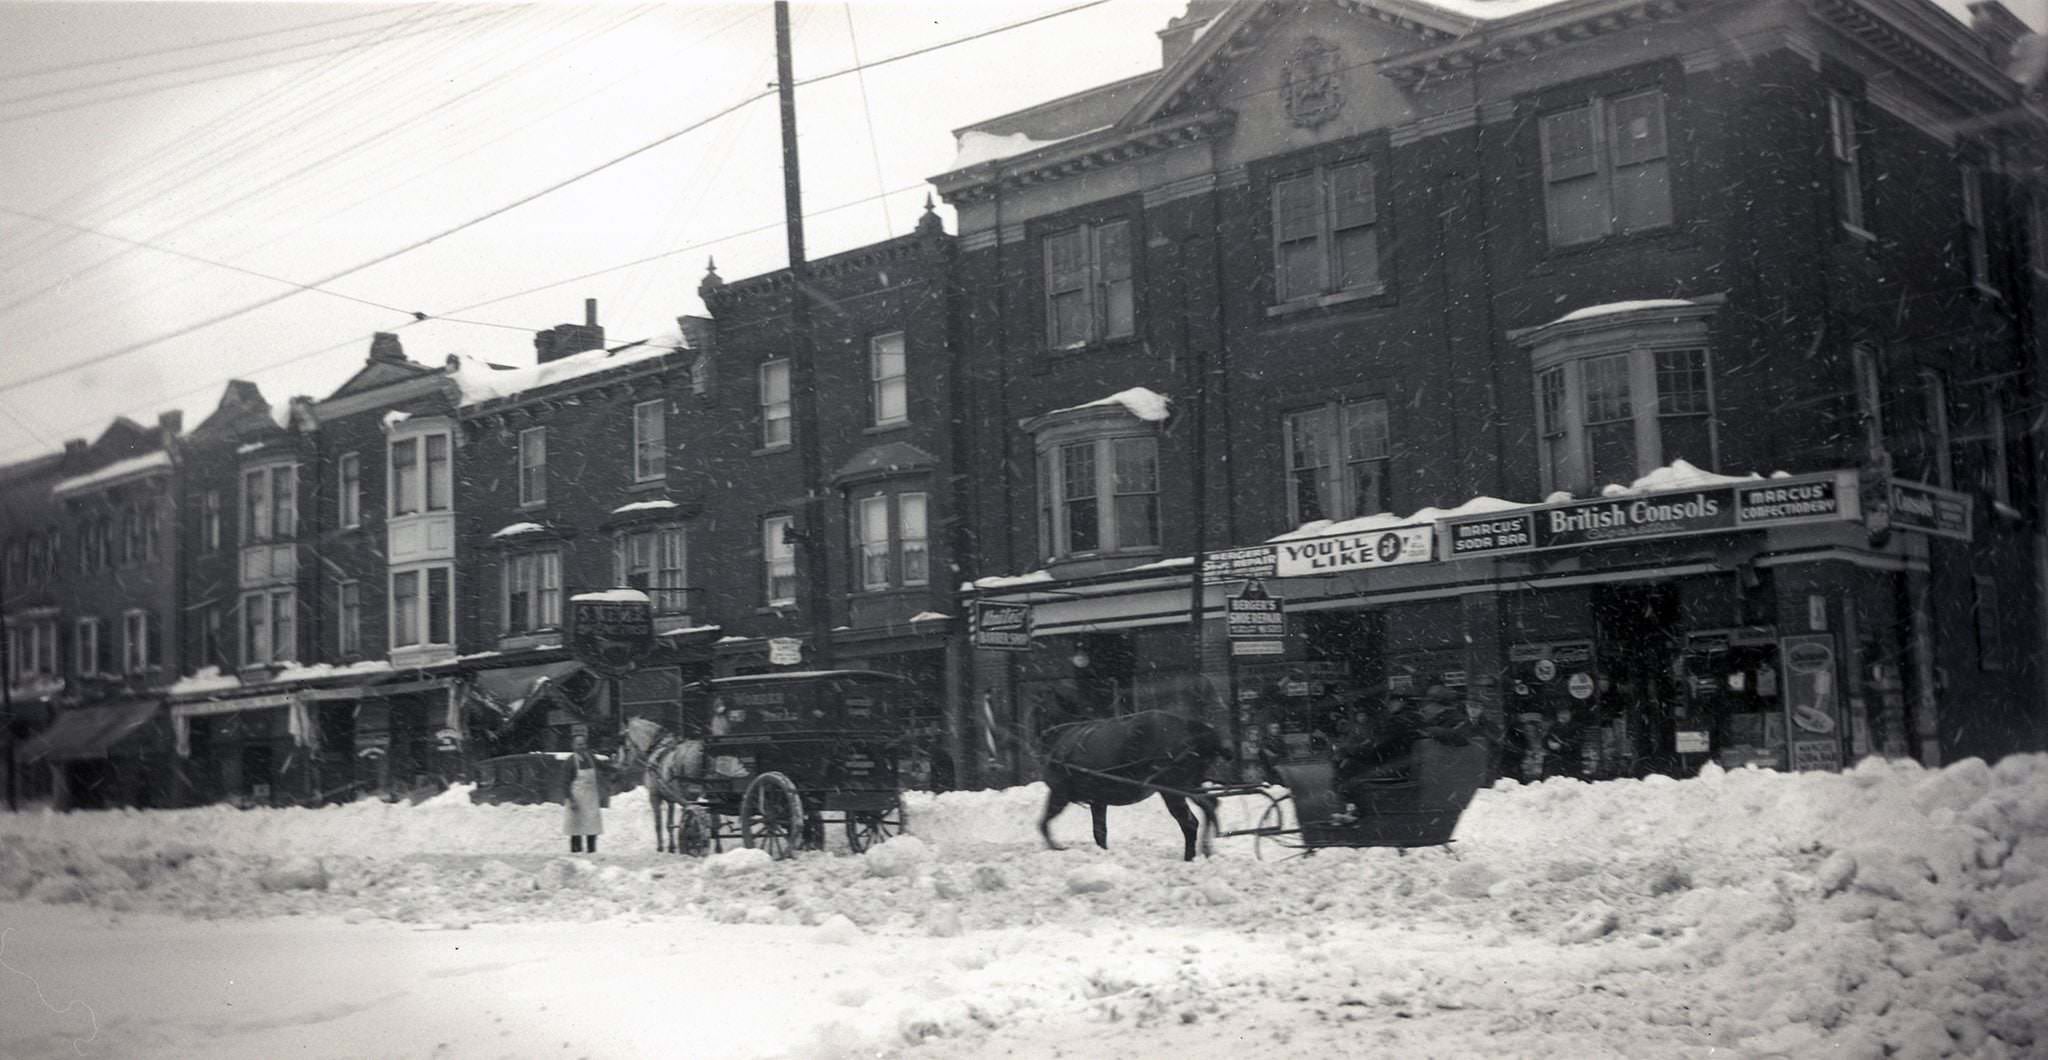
859, 496, 890, 589
900, 494, 929, 585
1607, 92, 1670, 233
1582, 353, 1636, 488
760, 362, 792, 446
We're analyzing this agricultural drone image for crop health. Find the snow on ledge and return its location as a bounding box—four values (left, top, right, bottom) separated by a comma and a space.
490, 522, 547, 540
909, 611, 952, 623
611, 499, 678, 516
381, 411, 412, 429
168, 666, 241, 696
570, 588, 649, 604
1543, 298, 1696, 328
966, 570, 1055, 591
1596, 459, 1770, 498
1044, 387, 1171, 424
949, 126, 1106, 170
53, 450, 170, 496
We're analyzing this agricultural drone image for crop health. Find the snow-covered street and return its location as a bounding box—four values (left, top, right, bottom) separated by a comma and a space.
4, 755, 2046, 1059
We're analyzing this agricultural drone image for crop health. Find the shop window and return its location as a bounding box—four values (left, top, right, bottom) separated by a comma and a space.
1827, 92, 1868, 236
505, 550, 562, 634
1516, 300, 1720, 495
1284, 398, 1390, 526
241, 588, 296, 666
337, 581, 361, 656
390, 565, 452, 649
1272, 159, 1382, 304
762, 516, 796, 606
870, 332, 907, 426
614, 526, 687, 614
759, 361, 791, 449
1540, 89, 1671, 247
632, 400, 664, 482
1043, 220, 1134, 350
243, 462, 296, 543
338, 453, 361, 528
852, 491, 928, 591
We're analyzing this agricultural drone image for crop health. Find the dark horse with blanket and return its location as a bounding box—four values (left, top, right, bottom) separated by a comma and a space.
1038, 710, 1232, 861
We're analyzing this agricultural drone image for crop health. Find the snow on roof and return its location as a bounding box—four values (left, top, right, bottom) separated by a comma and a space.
381, 411, 411, 429
449, 342, 674, 409
491, 522, 547, 540
949, 126, 1108, 170
657, 624, 722, 637
1408, 0, 1578, 20
611, 499, 678, 516
570, 588, 649, 604
908, 611, 952, 623
53, 450, 171, 496
235, 441, 268, 455
1045, 387, 1172, 424
167, 666, 241, 696
1269, 496, 1533, 543
966, 570, 1056, 591
1597, 459, 1766, 498
1545, 298, 1696, 327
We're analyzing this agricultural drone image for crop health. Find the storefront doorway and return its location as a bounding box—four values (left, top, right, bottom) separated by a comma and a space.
1592, 583, 1683, 778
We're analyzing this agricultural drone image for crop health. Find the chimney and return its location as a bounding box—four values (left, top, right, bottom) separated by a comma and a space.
157, 410, 182, 438
1158, 1, 1227, 66
533, 299, 605, 364
63, 439, 87, 462
368, 332, 406, 364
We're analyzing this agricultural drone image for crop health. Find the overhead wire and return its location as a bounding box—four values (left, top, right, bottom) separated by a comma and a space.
0, 6, 425, 83
842, 4, 895, 238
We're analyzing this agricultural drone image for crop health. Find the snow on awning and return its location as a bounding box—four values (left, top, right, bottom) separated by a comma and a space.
571, 588, 650, 604
53, 450, 170, 496
491, 522, 548, 540
611, 499, 678, 516
1536, 298, 1698, 330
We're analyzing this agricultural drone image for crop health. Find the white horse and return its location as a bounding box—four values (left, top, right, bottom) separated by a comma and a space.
617, 717, 710, 854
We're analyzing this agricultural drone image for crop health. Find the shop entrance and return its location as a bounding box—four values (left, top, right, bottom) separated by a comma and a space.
1592, 583, 1683, 777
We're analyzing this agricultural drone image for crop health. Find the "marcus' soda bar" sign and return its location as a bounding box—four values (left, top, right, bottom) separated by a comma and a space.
1443, 472, 1859, 559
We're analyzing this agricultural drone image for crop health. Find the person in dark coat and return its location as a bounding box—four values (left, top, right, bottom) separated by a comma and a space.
1335, 688, 1471, 785
1542, 703, 1587, 780
562, 731, 608, 853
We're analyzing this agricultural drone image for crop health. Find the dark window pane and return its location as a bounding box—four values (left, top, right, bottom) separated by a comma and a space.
1613, 158, 1672, 233
427, 567, 450, 644
1583, 354, 1633, 423
1587, 422, 1637, 486
1334, 227, 1378, 291
1659, 416, 1714, 469
1066, 497, 1099, 553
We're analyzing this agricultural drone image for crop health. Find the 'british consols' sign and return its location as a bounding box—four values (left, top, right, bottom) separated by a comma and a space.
1440, 472, 1859, 560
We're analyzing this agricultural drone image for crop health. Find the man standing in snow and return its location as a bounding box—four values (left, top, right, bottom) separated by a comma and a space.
562, 730, 606, 854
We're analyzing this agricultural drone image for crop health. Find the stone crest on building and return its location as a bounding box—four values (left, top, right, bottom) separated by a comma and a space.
1281, 37, 1343, 129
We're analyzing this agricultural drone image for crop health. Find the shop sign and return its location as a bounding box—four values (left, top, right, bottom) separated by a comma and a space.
434, 728, 461, 752
1888, 479, 1972, 542
569, 592, 653, 675
1273, 524, 1433, 576
1781, 633, 1842, 772
1675, 731, 1710, 754
1567, 672, 1595, 700
767, 637, 803, 666
970, 601, 1034, 652
1227, 580, 1286, 656
1201, 545, 1278, 581
1442, 473, 1859, 559
355, 732, 391, 759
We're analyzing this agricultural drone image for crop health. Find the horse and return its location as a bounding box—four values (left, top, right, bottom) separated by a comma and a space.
617, 716, 708, 854
1038, 709, 1232, 862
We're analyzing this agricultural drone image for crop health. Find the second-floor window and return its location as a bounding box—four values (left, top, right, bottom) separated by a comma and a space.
1961, 165, 1992, 293
760, 361, 791, 448
870, 332, 907, 426
120, 506, 143, 564
615, 526, 686, 613
762, 515, 797, 606
1044, 220, 1134, 350
854, 491, 929, 591
519, 427, 548, 505
243, 463, 295, 543
198, 604, 224, 669
75, 617, 101, 677
6, 618, 58, 685
203, 490, 222, 551
122, 609, 157, 674
632, 400, 664, 482
1037, 436, 1159, 560
1273, 160, 1380, 303
504, 550, 562, 634
337, 581, 361, 656
1913, 368, 1952, 489
1537, 347, 1714, 493
389, 433, 451, 516
1827, 92, 1866, 234
241, 588, 296, 666
391, 565, 452, 649
1284, 398, 1391, 526
339, 452, 361, 528
1540, 89, 1671, 247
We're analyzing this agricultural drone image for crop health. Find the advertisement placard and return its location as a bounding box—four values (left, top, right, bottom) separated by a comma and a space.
1272, 524, 1433, 576
569, 591, 654, 675
1888, 479, 1972, 541
970, 600, 1034, 652
1781, 633, 1843, 772
1441, 473, 1859, 560
1226, 580, 1286, 656
1201, 546, 1278, 581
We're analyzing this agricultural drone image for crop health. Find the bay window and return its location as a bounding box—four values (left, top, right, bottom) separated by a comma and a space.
613, 526, 687, 613
1540, 89, 1671, 247
1284, 398, 1390, 526
762, 516, 797, 606
388, 432, 451, 516
243, 463, 296, 542
390, 565, 452, 650
1037, 436, 1159, 560
1043, 220, 1134, 349
760, 362, 791, 449
853, 491, 928, 591
632, 400, 664, 482
240, 589, 295, 666
505, 550, 562, 634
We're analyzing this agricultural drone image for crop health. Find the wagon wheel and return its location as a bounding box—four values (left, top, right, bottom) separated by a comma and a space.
679, 805, 716, 858
740, 772, 805, 860
1254, 796, 1293, 863
845, 799, 905, 854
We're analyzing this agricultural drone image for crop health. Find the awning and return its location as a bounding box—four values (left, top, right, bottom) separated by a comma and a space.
15, 701, 163, 765
466, 661, 588, 722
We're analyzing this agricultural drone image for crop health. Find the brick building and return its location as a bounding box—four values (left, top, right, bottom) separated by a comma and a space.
941, 0, 2048, 783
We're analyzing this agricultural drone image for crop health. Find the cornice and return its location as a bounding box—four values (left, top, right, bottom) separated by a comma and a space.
704, 231, 946, 311
934, 109, 1237, 206
1379, 0, 1701, 86
1804, 0, 2018, 113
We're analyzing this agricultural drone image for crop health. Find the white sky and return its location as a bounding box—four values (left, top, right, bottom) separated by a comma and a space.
0, 0, 1182, 462
0, 0, 2035, 465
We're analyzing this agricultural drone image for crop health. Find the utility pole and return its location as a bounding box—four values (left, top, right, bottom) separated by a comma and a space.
775, 1, 832, 668
1, 557, 15, 811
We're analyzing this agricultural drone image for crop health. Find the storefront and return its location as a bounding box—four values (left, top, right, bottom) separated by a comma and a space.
14, 699, 172, 809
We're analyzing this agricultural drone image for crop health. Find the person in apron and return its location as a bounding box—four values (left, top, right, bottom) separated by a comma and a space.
562, 731, 606, 853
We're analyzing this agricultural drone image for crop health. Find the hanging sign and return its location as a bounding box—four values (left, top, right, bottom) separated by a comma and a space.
569, 590, 654, 675
767, 637, 804, 666
970, 600, 1034, 652
1442, 472, 1859, 559
1888, 479, 1972, 541
1227, 580, 1287, 656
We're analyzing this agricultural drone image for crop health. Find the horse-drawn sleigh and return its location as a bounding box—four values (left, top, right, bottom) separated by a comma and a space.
617, 669, 912, 859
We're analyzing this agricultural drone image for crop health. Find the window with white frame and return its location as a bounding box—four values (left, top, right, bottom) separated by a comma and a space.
870, 332, 907, 426
242, 462, 296, 543
6, 618, 58, 685
1520, 303, 1719, 495
1540, 89, 1671, 247
1043, 220, 1134, 349
388, 432, 451, 516
1036, 436, 1159, 561
1273, 160, 1381, 303
337, 581, 360, 656
203, 490, 222, 551
519, 427, 548, 505
504, 550, 562, 634
632, 400, 664, 482
1962, 165, 1992, 293
853, 491, 929, 591
1284, 399, 1391, 526
1827, 92, 1866, 234
74, 617, 100, 677
759, 361, 791, 448
613, 526, 687, 612
390, 565, 452, 649
122, 609, 154, 674
762, 516, 797, 605
241, 588, 295, 666
338, 452, 361, 528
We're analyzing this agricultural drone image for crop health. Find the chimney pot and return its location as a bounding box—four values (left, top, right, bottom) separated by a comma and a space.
586, 298, 598, 327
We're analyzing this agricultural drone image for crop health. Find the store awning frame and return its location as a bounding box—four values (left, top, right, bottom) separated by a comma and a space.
14, 701, 163, 765
465, 660, 589, 723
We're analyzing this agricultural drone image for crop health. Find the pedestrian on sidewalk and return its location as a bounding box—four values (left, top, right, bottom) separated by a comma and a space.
563, 731, 606, 854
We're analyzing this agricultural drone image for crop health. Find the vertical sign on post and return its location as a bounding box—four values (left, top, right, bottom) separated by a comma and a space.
1226, 580, 1286, 657
1781, 633, 1843, 772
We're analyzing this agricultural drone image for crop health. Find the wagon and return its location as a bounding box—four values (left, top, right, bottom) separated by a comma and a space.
671, 670, 912, 859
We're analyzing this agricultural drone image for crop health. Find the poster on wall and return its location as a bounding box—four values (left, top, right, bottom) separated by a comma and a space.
1780, 633, 1843, 772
